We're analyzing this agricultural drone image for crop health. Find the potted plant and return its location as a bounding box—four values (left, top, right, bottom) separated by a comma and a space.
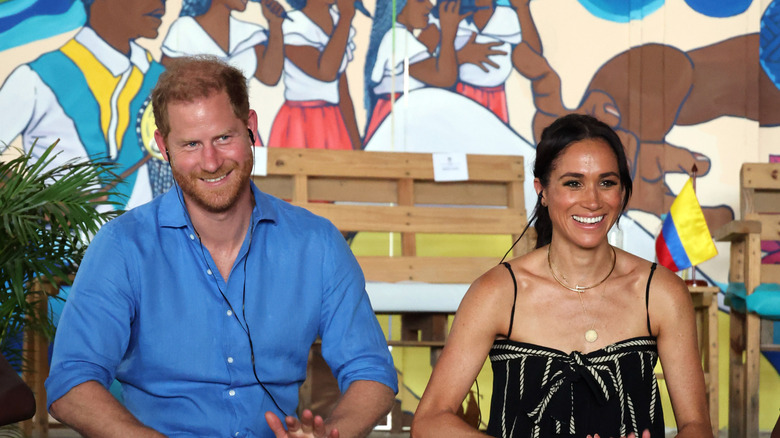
0, 140, 120, 425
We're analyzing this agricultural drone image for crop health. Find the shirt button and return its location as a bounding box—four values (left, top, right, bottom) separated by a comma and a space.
227, 357, 234, 364
227, 310, 233, 316
229, 389, 236, 397
189, 234, 195, 240
207, 269, 213, 275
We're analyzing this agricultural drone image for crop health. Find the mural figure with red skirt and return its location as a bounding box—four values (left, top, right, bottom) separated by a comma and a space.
268, 0, 361, 149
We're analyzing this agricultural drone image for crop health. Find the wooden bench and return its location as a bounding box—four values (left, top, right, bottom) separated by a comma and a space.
253, 147, 529, 430
253, 147, 529, 350
714, 162, 780, 438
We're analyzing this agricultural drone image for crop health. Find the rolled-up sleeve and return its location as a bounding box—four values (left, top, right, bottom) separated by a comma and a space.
45, 223, 137, 410
318, 226, 398, 395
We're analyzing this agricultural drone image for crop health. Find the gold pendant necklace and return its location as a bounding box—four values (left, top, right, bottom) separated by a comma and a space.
548, 245, 616, 343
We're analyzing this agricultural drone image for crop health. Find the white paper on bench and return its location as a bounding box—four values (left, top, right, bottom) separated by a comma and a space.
365, 281, 469, 313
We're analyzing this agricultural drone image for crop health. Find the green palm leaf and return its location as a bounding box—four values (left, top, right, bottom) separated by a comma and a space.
0, 140, 123, 364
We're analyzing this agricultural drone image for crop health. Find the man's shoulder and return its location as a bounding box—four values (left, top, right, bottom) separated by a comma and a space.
256, 190, 339, 234
99, 194, 166, 237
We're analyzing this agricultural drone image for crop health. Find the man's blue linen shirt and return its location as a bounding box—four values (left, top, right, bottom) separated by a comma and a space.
46, 182, 398, 437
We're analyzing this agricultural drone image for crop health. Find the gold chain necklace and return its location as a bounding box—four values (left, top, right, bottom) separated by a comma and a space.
547, 245, 616, 292
548, 245, 616, 343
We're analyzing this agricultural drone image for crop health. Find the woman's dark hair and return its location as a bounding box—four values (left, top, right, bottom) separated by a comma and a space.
532, 113, 633, 249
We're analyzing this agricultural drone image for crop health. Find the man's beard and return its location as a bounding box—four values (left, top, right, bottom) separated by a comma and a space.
173, 159, 252, 214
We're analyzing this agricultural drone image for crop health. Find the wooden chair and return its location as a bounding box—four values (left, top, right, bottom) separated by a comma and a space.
714, 162, 780, 438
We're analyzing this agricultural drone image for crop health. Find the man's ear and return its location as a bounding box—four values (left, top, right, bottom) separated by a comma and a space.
154, 129, 170, 164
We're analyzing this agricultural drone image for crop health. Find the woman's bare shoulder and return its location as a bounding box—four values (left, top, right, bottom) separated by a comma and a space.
449, 249, 544, 338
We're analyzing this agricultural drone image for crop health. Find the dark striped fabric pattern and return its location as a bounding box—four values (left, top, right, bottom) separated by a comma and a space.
486, 337, 664, 438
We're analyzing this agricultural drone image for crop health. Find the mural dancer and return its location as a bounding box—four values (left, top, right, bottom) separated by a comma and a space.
426, 0, 540, 123
160, 0, 287, 146
507, 24, 780, 230
268, 0, 361, 149
0, 0, 171, 210
363, 0, 469, 144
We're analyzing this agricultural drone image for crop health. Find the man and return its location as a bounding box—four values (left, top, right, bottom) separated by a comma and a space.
45, 56, 398, 438
0, 0, 171, 209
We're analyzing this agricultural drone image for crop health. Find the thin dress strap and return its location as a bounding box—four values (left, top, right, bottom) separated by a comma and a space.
502, 262, 518, 338
645, 262, 657, 337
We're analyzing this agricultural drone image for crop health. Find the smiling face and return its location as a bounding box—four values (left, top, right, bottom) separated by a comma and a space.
535, 138, 624, 250
155, 91, 255, 215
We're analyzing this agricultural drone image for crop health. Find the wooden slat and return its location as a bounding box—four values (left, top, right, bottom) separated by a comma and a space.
751, 191, 780, 213
266, 148, 524, 182
398, 178, 416, 257
741, 162, 780, 189
761, 264, 780, 284
295, 203, 527, 234
415, 181, 510, 206
756, 214, 780, 241
357, 256, 497, 283
253, 175, 293, 199
253, 176, 516, 206
713, 220, 761, 242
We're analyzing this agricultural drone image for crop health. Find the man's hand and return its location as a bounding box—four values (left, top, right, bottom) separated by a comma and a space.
457, 33, 505, 71
265, 410, 339, 438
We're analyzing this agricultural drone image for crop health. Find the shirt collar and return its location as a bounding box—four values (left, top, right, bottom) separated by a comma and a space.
158, 181, 278, 231
75, 26, 151, 76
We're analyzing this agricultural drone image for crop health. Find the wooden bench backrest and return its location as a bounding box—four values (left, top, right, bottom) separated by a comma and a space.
252, 148, 528, 285
740, 163, 780, 285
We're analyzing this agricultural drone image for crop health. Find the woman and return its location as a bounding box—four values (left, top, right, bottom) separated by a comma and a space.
412, 114, 712, 438
363, 0, 477, 145
268, 0, 360, 149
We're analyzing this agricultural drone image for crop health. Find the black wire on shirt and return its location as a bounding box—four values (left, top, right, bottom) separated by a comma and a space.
173, 180, 289, 418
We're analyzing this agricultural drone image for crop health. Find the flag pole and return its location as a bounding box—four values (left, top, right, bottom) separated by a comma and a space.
687, 164, 706, 287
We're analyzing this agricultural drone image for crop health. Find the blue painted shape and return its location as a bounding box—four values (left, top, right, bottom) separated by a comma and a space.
0, 0, 84, 52
761, 0, 780, 90
684, 0, 752, 18
576, 0, 663, 23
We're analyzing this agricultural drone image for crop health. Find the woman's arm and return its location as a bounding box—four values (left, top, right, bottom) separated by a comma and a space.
407, 1, 465, 88
254, 0, 286, 86
510, 0, 541, 55
651, 268, 713, 438
412, 265, 514, 437
285, 0, 356, 82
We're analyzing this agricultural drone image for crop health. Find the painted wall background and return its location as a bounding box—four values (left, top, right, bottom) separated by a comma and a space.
1, 0, 779, 431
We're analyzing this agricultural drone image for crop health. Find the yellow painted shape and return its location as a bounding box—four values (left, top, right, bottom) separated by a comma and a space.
61, 39, 118, 143
115, 66, 144, 150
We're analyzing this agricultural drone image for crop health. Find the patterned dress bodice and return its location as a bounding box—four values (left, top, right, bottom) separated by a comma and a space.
486, 337, 665, 438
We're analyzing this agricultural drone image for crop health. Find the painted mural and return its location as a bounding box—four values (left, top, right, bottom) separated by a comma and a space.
1, 0, 779, 430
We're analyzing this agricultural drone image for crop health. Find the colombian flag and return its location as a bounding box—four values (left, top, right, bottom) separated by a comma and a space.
655, 178, 718, 272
